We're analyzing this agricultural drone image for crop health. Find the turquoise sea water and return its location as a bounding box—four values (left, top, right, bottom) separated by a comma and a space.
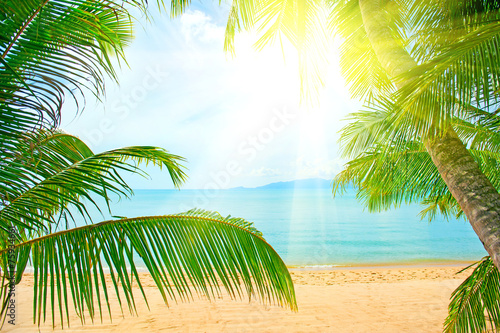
90, 187, 487, 267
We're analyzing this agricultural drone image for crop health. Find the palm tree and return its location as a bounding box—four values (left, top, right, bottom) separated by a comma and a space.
0, 0, 297, 326
218, 0, 500, 268
353, 0, 500, 270
331, 98, 500, 332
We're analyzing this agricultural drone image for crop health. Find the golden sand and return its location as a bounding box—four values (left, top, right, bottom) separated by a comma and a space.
5, 264, 473, 332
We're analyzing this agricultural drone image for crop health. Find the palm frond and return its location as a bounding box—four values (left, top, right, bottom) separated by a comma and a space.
0, 131, 187, 232
0, 0, 136, 139
338, 96, 422, 159
334, 139, 446, 213
223, 0, 259, 55
439, 0, 500, 28
454, 108, 500, 153
0, 209, 297, 327
221, 0, 331, 103
444, 256, 500, 333
329, 0, 394, 101
170, 0, 193, 17
397, 20, 500, 133
335, 98, 500, 218
418, 194, 463, 221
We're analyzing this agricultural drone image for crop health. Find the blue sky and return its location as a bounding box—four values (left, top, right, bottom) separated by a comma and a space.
61, 3, 360, 189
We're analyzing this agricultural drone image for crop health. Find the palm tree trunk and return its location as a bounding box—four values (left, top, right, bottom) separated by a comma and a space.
358, 0, 500, 269
425, 128, 500, 267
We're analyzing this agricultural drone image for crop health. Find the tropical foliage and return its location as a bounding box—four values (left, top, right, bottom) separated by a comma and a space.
444, 256, 500, 333
332, 2, 500, 332
0, 131, 296, 326
0, 0, 133, 146
333, 99, 500, 221
0, 0, 296, 327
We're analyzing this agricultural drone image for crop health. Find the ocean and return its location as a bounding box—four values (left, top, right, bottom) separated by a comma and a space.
85, 187, 487, 267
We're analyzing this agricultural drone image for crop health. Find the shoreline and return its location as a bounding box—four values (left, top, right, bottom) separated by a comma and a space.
287, 259, 477, 271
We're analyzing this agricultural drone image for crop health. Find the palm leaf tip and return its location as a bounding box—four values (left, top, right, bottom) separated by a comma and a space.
444, 256, 500, 333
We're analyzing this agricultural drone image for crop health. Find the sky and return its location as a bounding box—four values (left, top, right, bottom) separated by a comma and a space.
61, 2, 361, 190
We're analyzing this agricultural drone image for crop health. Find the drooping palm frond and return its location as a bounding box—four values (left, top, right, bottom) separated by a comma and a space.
0, 0, 136, 140
0, 130, 187, 232
444, 256, 500, 333
223, 0, 260, 55
397, 19, 500, 134
169, 0, 194, 17
0, 209, 296, 327
336, 109, 389, 159
418, 195, 463, 221
2, 130, 94, 176
337, 98, 419, 159
253, 0, 331, 103
406, 1, 453, 63
335, 140, 500, 220
328, 0, 395, 102
218, 0, 331, 103
334, 97, 500, 219
339, 93, 500, 158
440, 0, 500, 28
454, 105, 500, 152
334, 139, 447, 213
406, 0, 500, 64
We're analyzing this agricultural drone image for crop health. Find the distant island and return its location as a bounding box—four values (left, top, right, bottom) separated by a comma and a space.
232, 178, 332, 190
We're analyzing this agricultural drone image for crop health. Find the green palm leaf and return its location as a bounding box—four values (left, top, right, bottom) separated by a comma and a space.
334, 139, 447, 214
0, 209, 296, 327
256, 0, 331, 103
397, 4, 500, 134
444, 256, 500, 333
334, 98, 500, 219
328, 0, 394, 101
223, 0, 258, 55
0, 0, 135, 137
0, 131, 187, 232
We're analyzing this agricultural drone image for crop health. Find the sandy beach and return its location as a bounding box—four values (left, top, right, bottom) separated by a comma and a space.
5, 264, 474, 332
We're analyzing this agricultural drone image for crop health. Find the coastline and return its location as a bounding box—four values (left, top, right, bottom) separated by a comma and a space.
6, 263, 474, 332
287, 258, 477, 270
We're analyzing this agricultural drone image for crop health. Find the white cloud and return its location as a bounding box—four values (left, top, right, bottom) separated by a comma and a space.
180, 10, 224, 43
